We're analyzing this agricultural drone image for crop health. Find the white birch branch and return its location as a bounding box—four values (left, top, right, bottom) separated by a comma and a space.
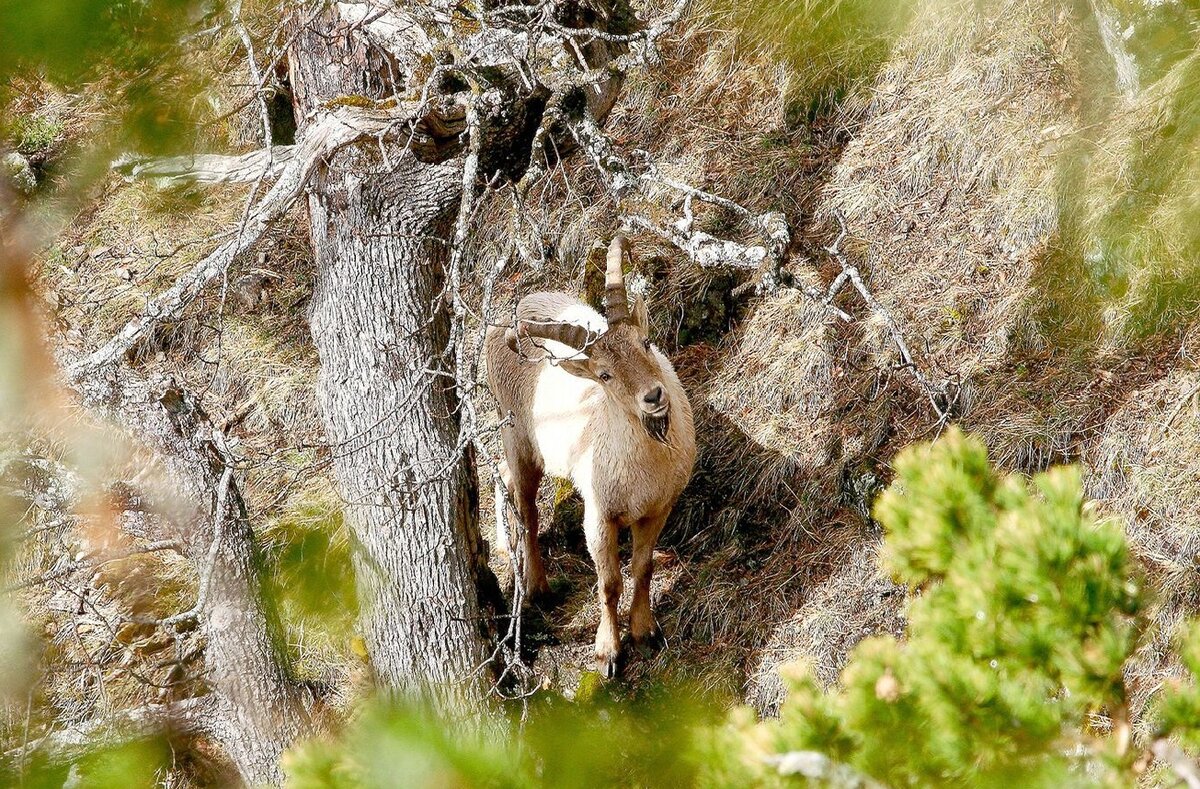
10, 697, 211, 764
567, 112, 789, 284
1089, 0, 1139, 100
1153, 740, 1200, 789
766, 750, 887, 788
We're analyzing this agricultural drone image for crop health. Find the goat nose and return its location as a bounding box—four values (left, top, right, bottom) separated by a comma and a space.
644, 385, 664, 405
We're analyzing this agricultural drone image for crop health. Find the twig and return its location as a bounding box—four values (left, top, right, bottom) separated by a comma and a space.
8, 697, 211, 764
824, 210, 952, 422
1159, 377, 1200, 436
1153, 739, 1200, 789
231, 0, 274, 151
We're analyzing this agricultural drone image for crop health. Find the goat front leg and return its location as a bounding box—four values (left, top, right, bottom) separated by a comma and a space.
584, 508, 622, 678
630, 513, 667, 650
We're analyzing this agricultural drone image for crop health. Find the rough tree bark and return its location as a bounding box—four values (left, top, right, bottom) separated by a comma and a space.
70, 364, 313, 784
290, 11, 495, 709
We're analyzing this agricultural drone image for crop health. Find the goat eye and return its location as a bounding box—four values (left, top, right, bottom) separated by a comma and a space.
598, 371, 612, 382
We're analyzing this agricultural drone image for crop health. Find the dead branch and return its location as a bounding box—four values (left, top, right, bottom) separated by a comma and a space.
567, 111, 789, 289
1153, 739, 1200, 789
1159, 377, 1200, 437
1089, 0, 1139, 100
765, 750, 887, 789
114, 146, 297, 185
823, 210, 952, 420
8, 697, 212, 765
230, 0, 274, 149
65, 358, 314, 785
77, 100, 468, 379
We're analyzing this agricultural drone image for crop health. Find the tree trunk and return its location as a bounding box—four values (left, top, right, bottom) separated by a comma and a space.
71, 365, 312, 785
290, 12, 494, 710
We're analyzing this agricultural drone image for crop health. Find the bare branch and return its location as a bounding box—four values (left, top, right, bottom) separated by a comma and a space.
114, 146, 297, 185
64, 360, 315, 784
824, 210, 953, 420
766, 750, 887, 789
9, 697, 211, 765
1153, 740, 1200, 789
336, 0, 438, 59
231, 0, 274, 149
72, 101, 466, 379
567, 112, 789, 287
1089, 0, 1139, 100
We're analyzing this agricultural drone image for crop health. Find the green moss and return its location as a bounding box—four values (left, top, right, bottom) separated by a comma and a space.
323, 94, 398, 110
10, 114, 63, 156
551, 479, 583, 531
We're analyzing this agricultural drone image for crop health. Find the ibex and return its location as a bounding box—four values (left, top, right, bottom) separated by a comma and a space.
486, 236, 696, 677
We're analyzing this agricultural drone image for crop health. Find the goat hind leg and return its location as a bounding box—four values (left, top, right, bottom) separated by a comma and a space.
516, 477, 551, 600
497, 456, 550, 601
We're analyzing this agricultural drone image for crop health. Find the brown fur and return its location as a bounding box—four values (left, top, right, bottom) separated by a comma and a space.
486, 286, 696, 677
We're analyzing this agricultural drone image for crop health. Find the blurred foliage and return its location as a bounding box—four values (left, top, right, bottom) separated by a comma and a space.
285, 682, 717, 789
754, 429, 1142, 785
0, 0, 208, 163
738, 0, 915, 122
1, 736, 171, 788
1, 0, 229, 775
1110, 0, 1199, 84
285, 429, 1200, 787
261, 481, 359, 674
6, 0, 1200, 783
1035, 1, 1200, 345
1158, 621, 1200, 752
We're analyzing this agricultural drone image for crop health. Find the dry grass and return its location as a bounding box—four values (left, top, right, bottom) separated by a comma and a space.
821, 0, 1078, 381
733, 0, 1087, 704
706, 283, 839, 468
1086, 368, 1200, 733
745, 537, 904, 714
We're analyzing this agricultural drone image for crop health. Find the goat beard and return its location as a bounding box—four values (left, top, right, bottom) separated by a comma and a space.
641, 408, 670, 443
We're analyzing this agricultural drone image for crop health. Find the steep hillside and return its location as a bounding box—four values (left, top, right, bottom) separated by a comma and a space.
6, 0, 1200, 761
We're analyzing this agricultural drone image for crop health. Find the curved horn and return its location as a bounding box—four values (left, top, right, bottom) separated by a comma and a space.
506, 320, 593, 357
605, 235, 631, 324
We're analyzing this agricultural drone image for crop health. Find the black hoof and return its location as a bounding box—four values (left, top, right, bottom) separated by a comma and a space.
631, 624, 666, 656
596, 651, 625, 679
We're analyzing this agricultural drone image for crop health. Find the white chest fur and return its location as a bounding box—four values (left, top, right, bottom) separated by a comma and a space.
530, 364, 603, 480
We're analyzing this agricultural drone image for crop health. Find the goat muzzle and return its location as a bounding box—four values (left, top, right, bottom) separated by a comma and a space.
641, 404, 670, 443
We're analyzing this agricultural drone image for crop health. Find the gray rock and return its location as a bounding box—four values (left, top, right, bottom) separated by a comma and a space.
2, 151, 37, 196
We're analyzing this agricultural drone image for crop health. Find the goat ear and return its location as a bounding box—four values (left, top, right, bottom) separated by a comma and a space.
630, 293, 649, 333
557, 359, 592, 379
